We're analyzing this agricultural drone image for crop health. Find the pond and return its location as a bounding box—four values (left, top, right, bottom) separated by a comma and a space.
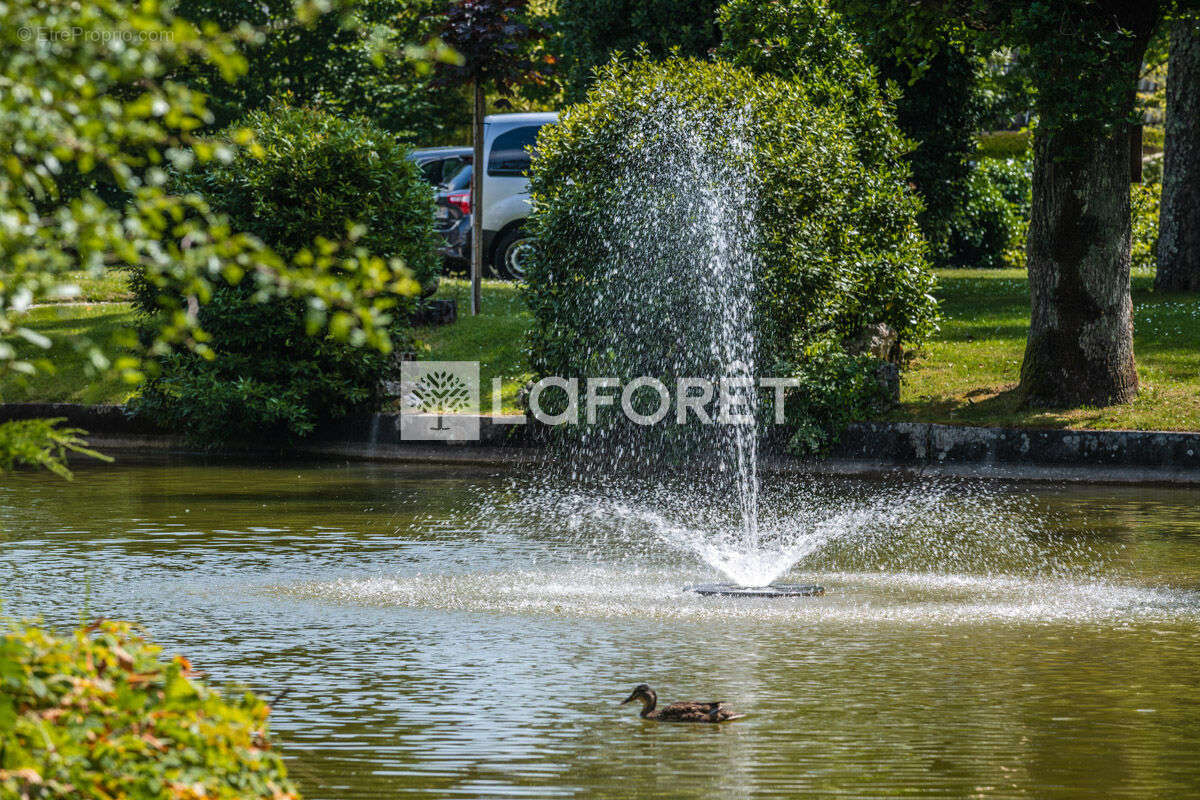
2, 460, 1200, 799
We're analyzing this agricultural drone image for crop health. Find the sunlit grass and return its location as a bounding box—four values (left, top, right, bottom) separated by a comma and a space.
44, 269, 133, 303
0, 303, 138, 404
894, 270, 1200, 431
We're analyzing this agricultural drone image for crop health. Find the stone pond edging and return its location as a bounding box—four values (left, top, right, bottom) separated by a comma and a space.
5, 403, 1200, 485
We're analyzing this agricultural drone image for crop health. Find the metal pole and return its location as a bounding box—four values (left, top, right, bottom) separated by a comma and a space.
471, 81, 484, 316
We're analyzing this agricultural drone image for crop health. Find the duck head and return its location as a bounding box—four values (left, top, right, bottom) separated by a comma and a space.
621, 684, 657, 714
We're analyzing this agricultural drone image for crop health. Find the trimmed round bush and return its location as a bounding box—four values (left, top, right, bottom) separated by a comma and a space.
0, 619, 296, 799
133, 104, 438, 444
525, 56, 936, 450
174, 103, 440, 290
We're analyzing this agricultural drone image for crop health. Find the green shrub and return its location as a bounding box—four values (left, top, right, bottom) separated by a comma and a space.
525, 57, 936, 451
783, 344, 893, 455
132, 105, 435, 445
936, 157, 1032, 269
0, 619, 297, 800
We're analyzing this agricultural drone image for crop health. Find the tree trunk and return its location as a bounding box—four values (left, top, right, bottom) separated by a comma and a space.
1156, 18, 1200, 292
1016, 3, 1159, 410
1018, 125, 1140, 407
470, 81, 485, 316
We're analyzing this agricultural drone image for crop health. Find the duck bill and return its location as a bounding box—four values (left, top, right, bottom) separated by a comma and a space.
620, 692, 638, 705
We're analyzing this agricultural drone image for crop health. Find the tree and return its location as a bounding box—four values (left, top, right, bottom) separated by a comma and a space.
847, 0, 1191, 407
556, 0, 723, 99
435, 0, 555, 314
725, 0, 993, 271
873, 38, 984, 269
1156, 15, 1200, 291
0, 0, 419, 475
175, 0, 469, 142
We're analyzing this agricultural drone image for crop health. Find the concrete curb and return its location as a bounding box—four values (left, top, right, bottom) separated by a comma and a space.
831, 421, 1200, 469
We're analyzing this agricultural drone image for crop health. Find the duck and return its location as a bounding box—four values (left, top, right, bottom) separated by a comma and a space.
620, 684, 745, 722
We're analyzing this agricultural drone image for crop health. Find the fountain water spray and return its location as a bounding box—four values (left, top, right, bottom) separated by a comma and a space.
539, 103, 823, 593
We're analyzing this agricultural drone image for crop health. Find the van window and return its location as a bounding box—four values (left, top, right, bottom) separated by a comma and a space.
418, 159, 443, 185
487, 125, 541, 177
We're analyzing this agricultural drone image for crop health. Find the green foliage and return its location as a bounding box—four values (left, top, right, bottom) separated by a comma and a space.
838, 1, 1173, 148
1132, 182, 1161, 275
0, 0, 420, 474
0, 619, 297, 799
937, 157, 1031, 270
721, 1, 997, 273
557, 0, 723, 99
132, 105, 434, 445
174, 105, 439, 288
0, 420, 112, 479
1142, 125, 1165, 154
525, 57, 936, 449
977, 49, 1036, 130
870, 38, 983, 267
783, 345, 892, 455
176, 0, 469, 142
718, 0, 903, 166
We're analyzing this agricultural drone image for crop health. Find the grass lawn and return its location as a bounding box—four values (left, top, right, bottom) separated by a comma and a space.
415, 278, 532, 413
0, 303, 139, 405
5, 271, 1199, 431
894, 269, 1200, 431
44, 269, 134, 303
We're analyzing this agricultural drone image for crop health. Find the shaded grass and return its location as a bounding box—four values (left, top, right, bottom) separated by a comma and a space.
414, 279, 531, 413
0, 303, 139, 404
894, 270, 1200, 431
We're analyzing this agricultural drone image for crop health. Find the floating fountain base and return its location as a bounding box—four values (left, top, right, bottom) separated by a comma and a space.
688, 583, 824, 598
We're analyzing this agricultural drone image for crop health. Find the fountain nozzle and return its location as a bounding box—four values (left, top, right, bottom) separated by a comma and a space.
687, 583, 824, 598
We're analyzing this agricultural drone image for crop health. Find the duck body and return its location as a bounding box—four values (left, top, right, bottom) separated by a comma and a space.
621, 684, 745, 723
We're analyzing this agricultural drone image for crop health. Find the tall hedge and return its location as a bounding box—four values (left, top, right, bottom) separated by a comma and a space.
133, 105, 438, 445
0, 619, 297, 799
525, 57, 936, 450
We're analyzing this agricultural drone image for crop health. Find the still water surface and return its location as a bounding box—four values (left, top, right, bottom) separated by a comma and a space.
2, 460, 1200, 799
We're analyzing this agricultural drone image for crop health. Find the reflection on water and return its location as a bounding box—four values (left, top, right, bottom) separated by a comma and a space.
3, 460, 1200, 799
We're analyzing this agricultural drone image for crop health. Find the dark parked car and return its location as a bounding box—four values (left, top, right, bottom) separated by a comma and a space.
407, 146, 471, 187
434, 163, 472, 268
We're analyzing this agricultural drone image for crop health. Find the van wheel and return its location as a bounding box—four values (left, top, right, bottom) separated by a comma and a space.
493, 228, 533, 280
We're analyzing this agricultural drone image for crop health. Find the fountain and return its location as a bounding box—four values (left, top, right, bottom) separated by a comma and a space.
535, 104, 830, 595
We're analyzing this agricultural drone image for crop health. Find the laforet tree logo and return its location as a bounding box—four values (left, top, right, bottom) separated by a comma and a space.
408, 369, 472, 430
